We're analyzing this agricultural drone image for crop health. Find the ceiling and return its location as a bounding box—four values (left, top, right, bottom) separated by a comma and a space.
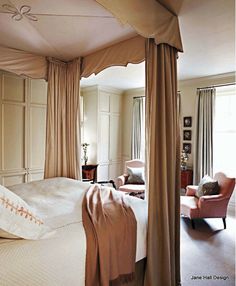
178, 0, 235, 80
0, 0, 235, 88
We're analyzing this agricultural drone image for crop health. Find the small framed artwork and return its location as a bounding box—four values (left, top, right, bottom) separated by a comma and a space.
183, 130, 192, 141
183, 143, 191, 154
183, 116, 192, 127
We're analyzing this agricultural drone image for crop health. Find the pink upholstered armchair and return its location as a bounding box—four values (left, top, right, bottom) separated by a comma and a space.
181, 172, 235, 229
116, 159, 145, 194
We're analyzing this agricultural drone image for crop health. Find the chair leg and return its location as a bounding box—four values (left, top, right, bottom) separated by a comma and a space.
191, 219, 195, 229
222, 218, 226, 229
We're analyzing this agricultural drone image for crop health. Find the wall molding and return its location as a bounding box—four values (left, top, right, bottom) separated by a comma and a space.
179, 72, 235, 88
123, 87, 145, 96
81, 84, 123, 95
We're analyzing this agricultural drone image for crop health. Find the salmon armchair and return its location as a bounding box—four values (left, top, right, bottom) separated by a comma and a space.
181, 172, 235, 229
116, 159, 145, 194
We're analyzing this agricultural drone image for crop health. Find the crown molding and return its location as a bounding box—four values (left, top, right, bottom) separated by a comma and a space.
81, 84, 123, 95
123, 87, 145, 96
178, 72, 235, 87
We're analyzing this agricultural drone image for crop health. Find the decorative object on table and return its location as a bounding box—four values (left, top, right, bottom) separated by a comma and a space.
183, 130, 192, 141
183, 143, 191, 154
181, 149, 189, 170
183, 116, 192, 127
81, 143, 89, 165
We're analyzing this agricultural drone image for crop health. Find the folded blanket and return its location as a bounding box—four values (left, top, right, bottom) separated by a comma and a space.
82, 184, 137, 286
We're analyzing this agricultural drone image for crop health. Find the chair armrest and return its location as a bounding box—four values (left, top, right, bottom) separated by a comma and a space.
197, 194, 228, 216
186, 185, 198, 196
198, 194, 224, 209
116, 175, 128, 189
199, 194, 224, 202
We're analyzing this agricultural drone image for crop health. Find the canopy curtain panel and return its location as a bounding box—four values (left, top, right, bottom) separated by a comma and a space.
145, 40, 181, 286
193, 87, 216, 184
44, 58, 82, 180
131, 97, 145, 161
0, 1, 183, 284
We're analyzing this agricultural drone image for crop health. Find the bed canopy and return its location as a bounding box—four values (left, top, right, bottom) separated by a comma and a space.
0, 0, 183, 285
0, 0, 182, 78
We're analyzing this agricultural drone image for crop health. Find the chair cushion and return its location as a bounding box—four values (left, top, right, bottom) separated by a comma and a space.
126, 166, 145, 184
196, 175, 219, 198
119, 184, 145, 193
180, 196, 200, 218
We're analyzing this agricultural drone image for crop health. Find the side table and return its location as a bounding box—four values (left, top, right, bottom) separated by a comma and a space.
82, 164, 98, 183
181, 169, 193, 189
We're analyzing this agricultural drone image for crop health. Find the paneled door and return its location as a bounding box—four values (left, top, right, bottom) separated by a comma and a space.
0, 71, 47, 187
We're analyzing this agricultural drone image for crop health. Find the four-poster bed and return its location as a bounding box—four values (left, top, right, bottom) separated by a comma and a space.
0, 0, 183, 285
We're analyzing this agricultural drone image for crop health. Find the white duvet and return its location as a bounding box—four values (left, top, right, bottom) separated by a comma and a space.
0, 178, 147, 286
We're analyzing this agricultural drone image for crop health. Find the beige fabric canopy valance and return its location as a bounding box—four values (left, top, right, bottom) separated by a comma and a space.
0, 45, 47, 79
81, 35, 145, 78
0, 0, 183, 79
0, 36, 146, 79
96, 0, 183, 52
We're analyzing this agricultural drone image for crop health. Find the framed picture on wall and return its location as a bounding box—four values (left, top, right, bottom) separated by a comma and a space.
183, 116, 192, 127
183, 130, 192, 141
183, 143, 191, 154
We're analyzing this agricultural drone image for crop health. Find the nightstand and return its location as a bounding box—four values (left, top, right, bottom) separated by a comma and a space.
82, 164, 98, 183
181, 169, 193, 189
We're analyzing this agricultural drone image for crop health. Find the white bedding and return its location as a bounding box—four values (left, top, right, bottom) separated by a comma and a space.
0, 178, 147, 286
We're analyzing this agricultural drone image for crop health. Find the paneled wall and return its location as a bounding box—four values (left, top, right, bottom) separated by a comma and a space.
82, 86, 123, 181
0, 71, 47, 186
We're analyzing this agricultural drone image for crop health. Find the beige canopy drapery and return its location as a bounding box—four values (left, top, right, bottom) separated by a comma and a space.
145, 40, 181, 286
81, 35, 145, 78
95, 0, 183, 52
44, 57, 82, 180
0, 36, 145, 81
0, 1, 183, 284
0, 45, 47, 79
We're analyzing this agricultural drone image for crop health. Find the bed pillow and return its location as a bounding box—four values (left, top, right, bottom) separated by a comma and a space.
0, 184, 49, 240
196, 175, 219, 198
126, 167, 145, 184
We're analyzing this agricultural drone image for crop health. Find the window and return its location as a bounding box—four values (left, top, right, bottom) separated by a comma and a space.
131, 97, 145, 161
213, 85, 236, 177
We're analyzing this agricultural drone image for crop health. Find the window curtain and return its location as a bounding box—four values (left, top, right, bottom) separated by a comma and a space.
193, 88, 216, 184
44, 58, 82, 180
131, 97, 145, 160
145, 40, 181, 286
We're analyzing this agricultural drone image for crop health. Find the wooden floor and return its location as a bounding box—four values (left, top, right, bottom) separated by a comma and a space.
180, 212, 235, 286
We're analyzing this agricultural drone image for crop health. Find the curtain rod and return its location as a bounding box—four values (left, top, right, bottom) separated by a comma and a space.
133, 96, 145, 99
197, 82, 235, 90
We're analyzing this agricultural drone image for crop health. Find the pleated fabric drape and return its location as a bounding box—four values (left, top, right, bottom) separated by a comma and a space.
44, 58, 82, 180
145, 39, 181, 286
193, 88, 216, 184
131, 97, 145, 160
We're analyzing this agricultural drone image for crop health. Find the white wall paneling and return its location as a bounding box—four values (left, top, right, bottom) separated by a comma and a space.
0, 71, 47, 187
82, 85, 123, 181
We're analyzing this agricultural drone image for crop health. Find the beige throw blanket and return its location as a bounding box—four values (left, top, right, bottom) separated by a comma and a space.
82, 184, 137, 286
